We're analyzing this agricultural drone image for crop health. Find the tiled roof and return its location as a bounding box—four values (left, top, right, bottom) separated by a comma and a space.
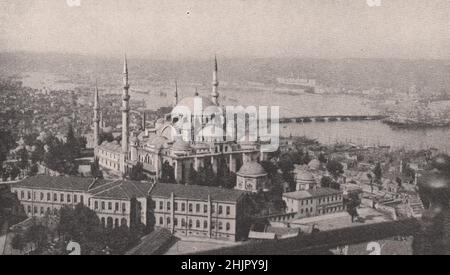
13, 175, 109, 192
150, 183, 247, 202
283, 188, 342, 200
90, 180, 153, 200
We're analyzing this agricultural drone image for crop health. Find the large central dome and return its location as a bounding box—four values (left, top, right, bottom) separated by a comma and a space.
174, 95, 216, 113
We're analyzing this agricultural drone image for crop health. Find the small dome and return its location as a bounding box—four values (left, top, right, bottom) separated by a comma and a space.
172, 137, 191, 151
308, 159, 321, 170
295, 169, 315, 183
237, 161, 267, 177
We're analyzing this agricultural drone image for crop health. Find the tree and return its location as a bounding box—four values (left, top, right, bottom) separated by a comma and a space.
105, 225, 137, 254
321, 176, 340, 190
318, 153, 328, 163
24, 224, 49, 252
17, 147, 29, 170
99, 132, 114, 144
260, 160, 278, 180
9, 164, 21, 180
373, 162, 383, 184
65, 125, 80, 158
161, 161, 175, 183
346, 193, 361, 223
0, 130, 16, 164
326, 160, 344, 179
11, 234, 25, 253
195, 163, 218, 186
128, 162, 147, 181
30, 140, 45, 164
90, 158, 103, 179
58, 204, 104, 255
278, 153, 296, 191
367, 173, 374, 193
28, 163, 39, 177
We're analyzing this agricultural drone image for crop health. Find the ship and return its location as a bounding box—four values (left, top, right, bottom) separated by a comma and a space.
276, 77, 316, 93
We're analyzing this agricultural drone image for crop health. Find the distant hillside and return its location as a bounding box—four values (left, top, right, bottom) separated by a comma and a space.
1, 52, 450, 93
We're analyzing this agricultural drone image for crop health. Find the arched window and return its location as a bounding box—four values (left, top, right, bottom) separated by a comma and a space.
181, 218, 186, 227
167, 217, 171, 225
204, 221, 208, 229
159, 217, 164, 225
114, 219, 119, 228
174, 218, 178, 227
188, 219, 193, 228
226, 223, 231, 231
196, 220, 200, 228
121, 218, 127, 227
106, 217, 113, 229
101, 217, 106, 227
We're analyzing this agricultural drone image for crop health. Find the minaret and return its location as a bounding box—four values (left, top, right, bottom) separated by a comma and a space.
211, 55, 219, 105
173, 80, 179, 106
121, 55, 130, 176
93, 83, 100, 146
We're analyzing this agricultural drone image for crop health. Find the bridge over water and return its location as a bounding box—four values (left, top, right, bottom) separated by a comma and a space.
279, 115, 388, 124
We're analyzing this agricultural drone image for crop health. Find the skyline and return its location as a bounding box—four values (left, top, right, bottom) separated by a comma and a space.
0, 0, 449, 60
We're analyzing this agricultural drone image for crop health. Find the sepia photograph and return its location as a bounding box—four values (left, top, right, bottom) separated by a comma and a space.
1, 0, 450, 262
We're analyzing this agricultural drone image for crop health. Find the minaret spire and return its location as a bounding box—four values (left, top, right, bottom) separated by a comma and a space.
121, 54, 130, 176
174, 80, 179, 106
211, 55, 219, 105
93, 82, 100, 146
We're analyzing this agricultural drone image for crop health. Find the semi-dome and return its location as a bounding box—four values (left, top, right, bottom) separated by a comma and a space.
237, 161, 267, 177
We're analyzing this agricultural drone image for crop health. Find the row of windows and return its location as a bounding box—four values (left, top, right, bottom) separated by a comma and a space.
94, 200, 127, 212
27, 205, 57, 216
100, 158, 119, 170
18, 190, 83, 204
300, 207, 314, 214
158, 216, 231, 231
318, 206, 343, 214
98, 150, 119, 160
318, 195, 342, 204
158, 201, 231, 215
100, 217, 128, 228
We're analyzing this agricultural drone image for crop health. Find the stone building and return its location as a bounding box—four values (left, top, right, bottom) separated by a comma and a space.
282, 188, 344, 218
93, 56, 274, 183
235, 161, 269, 193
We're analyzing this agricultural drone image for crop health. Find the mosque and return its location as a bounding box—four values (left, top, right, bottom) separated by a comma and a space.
93, 56, 275, 192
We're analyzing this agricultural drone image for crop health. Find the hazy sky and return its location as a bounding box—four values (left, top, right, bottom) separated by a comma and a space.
1, 0, 450, 59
